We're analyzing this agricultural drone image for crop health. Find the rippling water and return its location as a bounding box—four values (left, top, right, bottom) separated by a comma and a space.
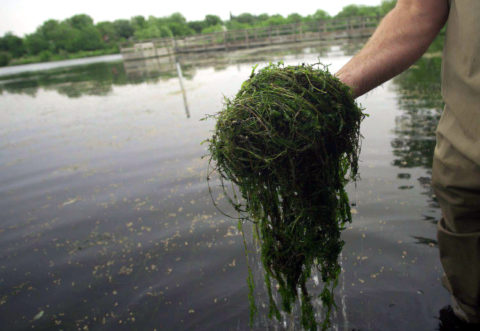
0, 42, 448, 330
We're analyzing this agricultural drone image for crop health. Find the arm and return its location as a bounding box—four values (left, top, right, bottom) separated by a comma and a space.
336, 0, 449, 98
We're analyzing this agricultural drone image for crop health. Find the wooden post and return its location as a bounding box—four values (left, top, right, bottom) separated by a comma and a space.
223, 31, 228, 51
153, 40, 158, 58
347, 18, 351, 38
172, 37, 178, 54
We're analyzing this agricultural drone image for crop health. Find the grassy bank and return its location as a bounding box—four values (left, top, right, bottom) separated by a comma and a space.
8, 47, 120, 66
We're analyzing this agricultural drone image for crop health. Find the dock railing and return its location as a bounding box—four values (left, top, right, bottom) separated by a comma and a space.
121, 15, 381, 61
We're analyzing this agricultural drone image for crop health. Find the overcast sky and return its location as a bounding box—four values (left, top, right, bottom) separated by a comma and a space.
1, 0, 383, 36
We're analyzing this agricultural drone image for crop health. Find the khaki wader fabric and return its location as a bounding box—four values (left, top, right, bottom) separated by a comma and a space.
433, 0, 480, 323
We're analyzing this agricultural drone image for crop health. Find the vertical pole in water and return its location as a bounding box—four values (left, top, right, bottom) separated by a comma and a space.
176, 61, 190, 119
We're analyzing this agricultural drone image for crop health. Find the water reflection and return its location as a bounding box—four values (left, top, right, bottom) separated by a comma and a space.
0, 61, 184, 98
0, 41, 451, 330
339, 37, 368, 56
175, 61, 191, 118
391, 56, 443, 170
0, 42, 331, 100
391, 55, 443, 229
412, 236, 438, 247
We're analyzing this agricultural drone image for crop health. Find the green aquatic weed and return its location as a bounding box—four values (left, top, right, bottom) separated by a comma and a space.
206, 62, 364, 330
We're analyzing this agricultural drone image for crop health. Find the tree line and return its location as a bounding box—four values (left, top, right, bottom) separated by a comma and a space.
0, 1, 396, 67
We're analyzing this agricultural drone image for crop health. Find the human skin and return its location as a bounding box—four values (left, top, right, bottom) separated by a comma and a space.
336, 0, 449, 98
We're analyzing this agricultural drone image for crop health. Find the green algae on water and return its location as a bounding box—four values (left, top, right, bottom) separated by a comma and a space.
205, 62, 364, 330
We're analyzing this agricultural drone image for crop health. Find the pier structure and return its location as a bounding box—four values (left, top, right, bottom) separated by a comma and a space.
120, 16, 380, 61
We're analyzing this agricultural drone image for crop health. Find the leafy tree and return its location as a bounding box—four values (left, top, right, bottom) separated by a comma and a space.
113, 19, 134, 39
72, 25, 103, 50
154, 13, 194, 37
201, 24, 223, 34
380, 0, 397, 15
205, 15, 222, 27
0, 32, 26, 57
96, 21, 116, 43
167, 22, 194, 36
135, 17, 172, 40
312, 9, 331, 21
24, 20, 63, 54
257, 14, 270, 22
287, 13, 303, 24
168, 13, 187, 25
25, 32, 49, 55
335, 5, 379, 18
0, 51, 12, 66
23, 14, 103, 55
133, 13, 196, 39
38, 19, 61, 45
188, 21, 207, 34
67, 14, 94, 30
51, 22, 79, 52
235, 13, 256, 25
39, 50, 52, 62
225, 20, 251, 30
260, 15, 288, 27
131, 16, 147, 30
134, 26, 161, 40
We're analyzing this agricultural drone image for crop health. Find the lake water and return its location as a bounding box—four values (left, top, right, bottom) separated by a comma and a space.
0, 42, 448, 330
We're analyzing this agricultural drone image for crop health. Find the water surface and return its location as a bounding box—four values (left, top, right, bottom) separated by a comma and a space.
0, 42, 448, 330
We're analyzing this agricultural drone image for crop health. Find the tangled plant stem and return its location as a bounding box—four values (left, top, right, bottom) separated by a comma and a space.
205, 62, 365, 330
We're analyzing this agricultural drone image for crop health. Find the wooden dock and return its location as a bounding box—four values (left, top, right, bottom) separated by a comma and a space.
121, 16, 380, 61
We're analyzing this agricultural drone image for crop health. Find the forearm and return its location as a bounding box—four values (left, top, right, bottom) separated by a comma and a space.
336, 0, 448, 98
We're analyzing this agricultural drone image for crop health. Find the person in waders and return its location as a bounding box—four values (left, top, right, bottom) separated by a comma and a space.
336, 0, 479, 328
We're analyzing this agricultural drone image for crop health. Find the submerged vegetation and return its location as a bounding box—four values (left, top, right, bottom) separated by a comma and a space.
206, 63, 364, 329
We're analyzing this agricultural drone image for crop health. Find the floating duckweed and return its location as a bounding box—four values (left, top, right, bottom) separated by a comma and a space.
206, 62, 365, 330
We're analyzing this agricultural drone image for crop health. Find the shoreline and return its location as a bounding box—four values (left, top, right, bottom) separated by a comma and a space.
0, 53, 123, 77
7, 49, 120, 67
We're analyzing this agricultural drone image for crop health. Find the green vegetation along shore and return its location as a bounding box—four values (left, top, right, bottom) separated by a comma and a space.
0, 1, 397, 67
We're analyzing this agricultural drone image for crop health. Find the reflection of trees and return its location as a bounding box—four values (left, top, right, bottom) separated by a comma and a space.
0, 60, 189, 98
391, 55, 442, 218
339, 37, 367, 56
177, 41, 330, 70
391, 56, 443, 169
52, 81, 114, 98
0, 41, 336, 99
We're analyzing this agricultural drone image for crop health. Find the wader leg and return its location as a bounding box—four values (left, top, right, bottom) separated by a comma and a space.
433, 135, 480, 323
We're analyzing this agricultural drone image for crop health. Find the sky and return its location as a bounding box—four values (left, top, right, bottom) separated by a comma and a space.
0, 0, 383, 37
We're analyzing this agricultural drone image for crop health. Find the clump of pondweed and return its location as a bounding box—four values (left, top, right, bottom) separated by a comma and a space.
205, 62, 364, 330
